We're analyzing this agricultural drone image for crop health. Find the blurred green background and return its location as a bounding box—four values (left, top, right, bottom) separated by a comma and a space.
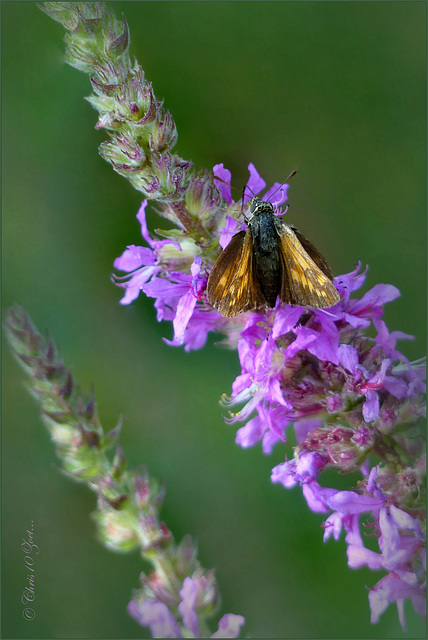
2, 2, 426, 638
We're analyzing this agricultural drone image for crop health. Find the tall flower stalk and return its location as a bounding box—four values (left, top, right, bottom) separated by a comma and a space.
29, 0, 428, 633
4, 305, 244, 639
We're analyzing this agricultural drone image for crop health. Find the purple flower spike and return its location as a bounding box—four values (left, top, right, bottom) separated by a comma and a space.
114, 163, 425, 629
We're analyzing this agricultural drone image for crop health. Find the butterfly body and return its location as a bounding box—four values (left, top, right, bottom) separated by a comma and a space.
248, 200, 282, 307
207, 197, 340, 317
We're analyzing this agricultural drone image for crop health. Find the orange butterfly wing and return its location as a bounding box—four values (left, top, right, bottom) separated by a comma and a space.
207, 230, 266, 317
278, 225, 340, 308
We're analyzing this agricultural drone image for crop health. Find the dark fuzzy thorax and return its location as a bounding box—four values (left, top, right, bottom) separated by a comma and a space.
249, 204, 282, 307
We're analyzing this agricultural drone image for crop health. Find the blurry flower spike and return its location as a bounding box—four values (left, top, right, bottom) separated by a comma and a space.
4, 305, 245, 640
11, 0, 424, 634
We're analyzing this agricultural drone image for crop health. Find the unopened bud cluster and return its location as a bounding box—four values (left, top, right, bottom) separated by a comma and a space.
41, 2, 224, 243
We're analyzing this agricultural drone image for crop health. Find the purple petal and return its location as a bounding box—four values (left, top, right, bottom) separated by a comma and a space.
367, 465, 380, 493
343, 312, 371, 329
262, 428, 284, 454
335, 262, 367, 304
236, 340, 256, 374
362, 389, 380, 422
219, 216, 240, 249
164, 324, 210, 352
114, 245, 156, 271
368, 572, 425, 629
373, 318, 414, 357
367, 358, 392, 388
213, 164, 232, 204
211, 614, 245, 638
293, 419, 322, 444
271, 460, 298, 488
284, 326, 316, 358
382, 376, 408, 400
182, 325, 210, 352
231, 372, 253, 396
142, 276, 190, 299
338, 316, 367, 350
305, 320, 339, 364
382, 536, 421, 570
390, 505, 421, 535
349, 283, 401, 318
254, 335, 276, 372
369, 575, 397, 625
135, 200, 154, 247
190, 255, 202, 280
245, 163, 266, 201
347, 544, 383, 570
262, 405, 291, 450
154, 294, 177, 322
173, 291, 197, 344
295, 451, 325, 480
323, 512, 343, 542
128, 600, 182, 638
235, 414, 266, 448
119, 283, 143, 305
178, 578, 199, 637
268, 378, 289, 408
239, 319, 260, 341
271, 306, 303, 340
118, 266, 159, 305
302, 482, 336, 513
344, 513, 364, 547
263, 182, 289, 207
327, 490, 384, 515
379, 507, 400, 550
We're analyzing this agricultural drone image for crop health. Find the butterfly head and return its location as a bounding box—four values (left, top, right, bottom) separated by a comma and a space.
248, 197, 275, 218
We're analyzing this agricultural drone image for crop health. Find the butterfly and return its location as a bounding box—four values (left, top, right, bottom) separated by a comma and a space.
206, 196, 340, 317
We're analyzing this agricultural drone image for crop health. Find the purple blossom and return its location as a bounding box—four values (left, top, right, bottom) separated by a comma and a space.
368, 572, 426, 630
113, 201, 218, 351
222, 265, 425, 465
323, 468, 425, 629
113, 244, 159, 305
128, 577, 245, 638
275, 458, 426, 628
128, 600, 182, 638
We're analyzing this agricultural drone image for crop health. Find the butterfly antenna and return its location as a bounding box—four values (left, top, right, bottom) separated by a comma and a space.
240, 186, 251, 222
214, 174, 256, 201
213, 175, 251, 221
267, 169, 297, 204
243, 183, 256, 200
213, 175, 244, 197
214, 175, 232, 188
